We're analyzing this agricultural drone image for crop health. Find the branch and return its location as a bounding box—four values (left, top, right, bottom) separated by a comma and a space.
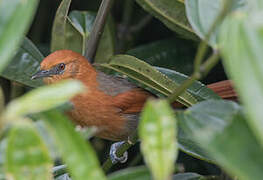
85, 0, 115, 63
102, 132, 138, 173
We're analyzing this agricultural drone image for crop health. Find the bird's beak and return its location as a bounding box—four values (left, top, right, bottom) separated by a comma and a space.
31, 70, 52, 80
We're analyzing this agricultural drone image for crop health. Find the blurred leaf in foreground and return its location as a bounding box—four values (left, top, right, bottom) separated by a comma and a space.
139, 99, 177, 180
40, 110, 106, 180
5, 121, 52, 180
0, 0, 39, 72
3, 80, 85, 121
178, 100, 263, 180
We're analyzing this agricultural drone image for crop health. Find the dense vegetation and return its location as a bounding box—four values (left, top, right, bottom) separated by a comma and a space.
0, 0, 261, 180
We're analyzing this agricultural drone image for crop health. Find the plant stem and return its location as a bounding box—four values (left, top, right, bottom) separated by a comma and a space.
194, 0, 234, 72
168, 52, 220, 103
102, 132, 138, 173
168, 0, 233, 103
85, 0, 115, 63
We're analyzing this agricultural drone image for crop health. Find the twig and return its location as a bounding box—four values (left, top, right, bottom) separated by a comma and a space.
85, 0, 115, 63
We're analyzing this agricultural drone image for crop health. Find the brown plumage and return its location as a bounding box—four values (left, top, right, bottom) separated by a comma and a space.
33, 50, 238, 141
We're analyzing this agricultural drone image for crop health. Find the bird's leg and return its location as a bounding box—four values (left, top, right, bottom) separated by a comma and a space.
109, 141, 128, 164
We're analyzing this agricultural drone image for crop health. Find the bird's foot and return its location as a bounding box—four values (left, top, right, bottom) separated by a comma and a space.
110, 141, 128, 164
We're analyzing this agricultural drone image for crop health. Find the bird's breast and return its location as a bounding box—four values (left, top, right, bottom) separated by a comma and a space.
66, 90, 134, 141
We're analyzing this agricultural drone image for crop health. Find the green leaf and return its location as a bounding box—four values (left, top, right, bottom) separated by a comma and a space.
5, 121, 52, 180
40, 110, 106, 180
219, 12, 263, 145
157, 67, 220, 101
127, 38, 195, 75
0, 37, 44, 88
65, 11, 115, 63
173, 173, 204, 180
3, 80, 85, 120
139, 99, 177, 180
177, 128, 213, 163
108, 166, 151, 180
51, 0, 71, 52
0, 0, 39, 72
136, 0, 198, 40
100, 55, 198, 107
185, 0, 247, 48
177, 100, 263, 180
108, 167, 206, 180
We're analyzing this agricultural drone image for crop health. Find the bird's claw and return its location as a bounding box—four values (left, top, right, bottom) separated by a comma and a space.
109, 141, 128, 164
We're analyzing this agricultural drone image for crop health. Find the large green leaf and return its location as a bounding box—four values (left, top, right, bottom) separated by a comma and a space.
50, 0, 71, 52
219, 12, 263, 145
177, 100, 263, 180
40, 110, 106, 180
177, 128, 213, 163
0, 37, 44, 88
136, 0, 198, 40
139, 99, 177, 180
127, 38, 195, 75
65, 11, 115, 63
185, 0, 247, 48
0, 0, 39, 72
100, 55, 198, 107
5, 121, 52, 180
3, 80, 84, 121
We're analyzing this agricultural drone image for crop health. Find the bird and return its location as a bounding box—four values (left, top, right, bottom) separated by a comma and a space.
31, 50, 237, 163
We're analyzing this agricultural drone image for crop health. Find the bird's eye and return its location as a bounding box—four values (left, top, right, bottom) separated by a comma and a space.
58, 63, 65, 71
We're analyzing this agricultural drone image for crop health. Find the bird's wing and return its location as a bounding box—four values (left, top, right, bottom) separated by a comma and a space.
96, 71, 137, 96
112, 88, 152, 114
96, 71, 153, 113
207, 80, 238, 101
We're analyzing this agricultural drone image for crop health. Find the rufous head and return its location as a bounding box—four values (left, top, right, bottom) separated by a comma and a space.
31, 50, 94, 84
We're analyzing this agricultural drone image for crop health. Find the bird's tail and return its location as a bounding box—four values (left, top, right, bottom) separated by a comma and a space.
207, 80, 237, 101
172, 80, 238, 108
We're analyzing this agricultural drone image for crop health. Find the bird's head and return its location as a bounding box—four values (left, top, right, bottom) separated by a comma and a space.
31, 50, 95, 84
